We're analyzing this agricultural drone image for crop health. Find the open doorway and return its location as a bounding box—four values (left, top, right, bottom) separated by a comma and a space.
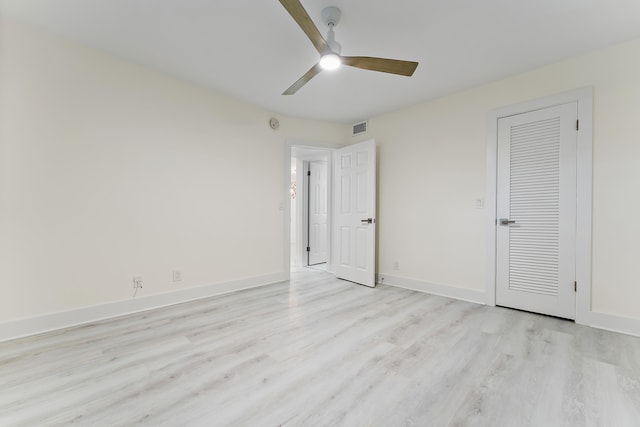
290, 146, 332, 272
285, 139, 378, 288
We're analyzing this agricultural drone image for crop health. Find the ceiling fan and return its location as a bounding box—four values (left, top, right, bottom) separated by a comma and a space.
279, 0, 419, 95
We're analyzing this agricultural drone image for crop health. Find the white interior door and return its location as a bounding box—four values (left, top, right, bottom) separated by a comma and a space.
308, 161, 328, 265
334, 140, 376, 287
496, 102, 577, 319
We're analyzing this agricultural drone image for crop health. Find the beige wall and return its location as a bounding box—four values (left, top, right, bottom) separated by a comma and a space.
356, 38, 640, 320
2, 16, 640, 326
0, 19, 346, 323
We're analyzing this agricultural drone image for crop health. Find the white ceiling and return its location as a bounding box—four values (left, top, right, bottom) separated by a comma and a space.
2, 0, 640, 123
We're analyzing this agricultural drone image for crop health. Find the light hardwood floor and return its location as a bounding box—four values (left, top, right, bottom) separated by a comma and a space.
1, 269, 639, 426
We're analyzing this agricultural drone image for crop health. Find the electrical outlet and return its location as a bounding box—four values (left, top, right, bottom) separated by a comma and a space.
133, 276, 143, 289
172, 270, 182, 282
393, 261, 400, 271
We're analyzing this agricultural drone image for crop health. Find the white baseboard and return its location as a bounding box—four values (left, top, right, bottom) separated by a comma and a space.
581, 311, 640, 338
379, 274, 486, 305
5, 271, 637, 343
0, 272, 287, 343
381, 274, 640, 337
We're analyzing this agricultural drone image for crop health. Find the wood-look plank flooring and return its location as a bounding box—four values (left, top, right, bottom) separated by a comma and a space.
1, 269, 640, 426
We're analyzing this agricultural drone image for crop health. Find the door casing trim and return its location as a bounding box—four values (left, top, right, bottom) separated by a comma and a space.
284, 140, 338, 279
485, 87, 593, 326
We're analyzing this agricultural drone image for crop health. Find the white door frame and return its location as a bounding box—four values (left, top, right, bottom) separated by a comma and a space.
284, 140, 338, 279
485, 87, 593, 325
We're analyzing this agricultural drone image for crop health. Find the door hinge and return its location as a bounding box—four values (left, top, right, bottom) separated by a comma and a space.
574, 281, 577, 292
307, 171, 311, 176
306, 246, 310, 252
576, 120, 579, 131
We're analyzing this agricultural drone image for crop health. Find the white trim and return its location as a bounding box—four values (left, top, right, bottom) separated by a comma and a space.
574, 92, 594, 326
285, 140, 338, 277
380, 274, 486, 305
585, 311, 640, 338
380, 273, 640, 337
485, 113, 499, 307
486, 88, 594, 322
0, 272, 286, 343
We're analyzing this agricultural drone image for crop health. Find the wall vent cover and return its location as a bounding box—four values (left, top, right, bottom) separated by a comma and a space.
352, 120, 368, 136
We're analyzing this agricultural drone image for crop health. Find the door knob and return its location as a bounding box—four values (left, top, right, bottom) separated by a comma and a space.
361, 218, 374, 224
499, 218, 516, 226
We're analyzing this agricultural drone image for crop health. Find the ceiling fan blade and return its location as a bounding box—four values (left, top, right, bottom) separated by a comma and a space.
279, 0, 331, 55
341, 56, 419, 77
283, 63, 323, 95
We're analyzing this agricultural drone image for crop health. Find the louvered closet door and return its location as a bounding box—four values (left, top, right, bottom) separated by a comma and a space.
496, 103, 577, 319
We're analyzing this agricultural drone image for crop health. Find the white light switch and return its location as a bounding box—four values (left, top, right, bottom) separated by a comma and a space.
475, 198, 484, 209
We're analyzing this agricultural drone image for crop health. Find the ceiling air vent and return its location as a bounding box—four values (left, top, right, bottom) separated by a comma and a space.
352, 120, 368, 137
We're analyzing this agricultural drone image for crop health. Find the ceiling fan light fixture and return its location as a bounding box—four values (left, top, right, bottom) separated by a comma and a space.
279, 2, 418, 95
319, 53, 341, 71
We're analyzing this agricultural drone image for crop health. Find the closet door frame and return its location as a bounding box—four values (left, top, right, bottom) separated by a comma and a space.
485, 87, 593, 325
